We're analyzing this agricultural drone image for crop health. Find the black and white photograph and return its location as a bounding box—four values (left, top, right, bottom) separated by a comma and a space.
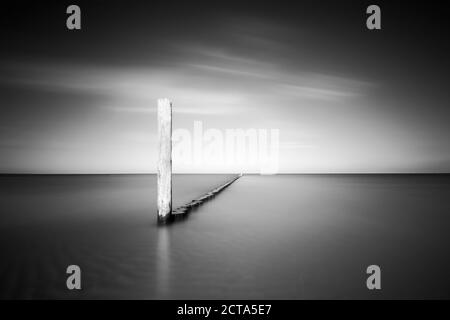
1, 0, 450, 308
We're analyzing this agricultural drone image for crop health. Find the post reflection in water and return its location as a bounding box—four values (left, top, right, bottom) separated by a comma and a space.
155, 225, 171, 298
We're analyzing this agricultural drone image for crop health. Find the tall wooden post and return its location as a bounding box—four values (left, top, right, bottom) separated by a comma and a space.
157, 98, 172, 222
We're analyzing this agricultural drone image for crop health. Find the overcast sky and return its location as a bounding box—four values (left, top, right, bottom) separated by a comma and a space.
1, 0, 449, 173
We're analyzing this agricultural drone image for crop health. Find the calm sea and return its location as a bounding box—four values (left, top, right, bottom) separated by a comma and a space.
0, 174, 449, 299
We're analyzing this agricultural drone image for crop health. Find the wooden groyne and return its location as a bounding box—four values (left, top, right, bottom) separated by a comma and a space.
157, 97, 242, 224
171, 174, 242, 218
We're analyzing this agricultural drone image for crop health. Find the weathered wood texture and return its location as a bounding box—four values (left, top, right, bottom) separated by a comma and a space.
157, 98, 172, 222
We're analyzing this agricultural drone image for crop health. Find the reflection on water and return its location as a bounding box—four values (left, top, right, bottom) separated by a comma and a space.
155, 226, 170, 298
0, 174, 450, 299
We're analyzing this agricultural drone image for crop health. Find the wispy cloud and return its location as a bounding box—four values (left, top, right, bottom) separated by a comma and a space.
110, 106, 234, 115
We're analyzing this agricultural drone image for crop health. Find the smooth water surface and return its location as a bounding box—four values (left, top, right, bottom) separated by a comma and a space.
0, 174, 449, 299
